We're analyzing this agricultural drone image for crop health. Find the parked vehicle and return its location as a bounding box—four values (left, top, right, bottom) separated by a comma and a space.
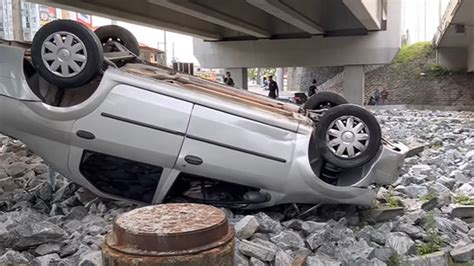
0, 20, 408, 209
277, 92, 308, 105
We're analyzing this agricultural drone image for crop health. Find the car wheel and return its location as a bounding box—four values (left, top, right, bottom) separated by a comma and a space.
304, 92, 348, 111
31, 20, 103, 89
94, 25, 140, 56
314, 104, 381, 168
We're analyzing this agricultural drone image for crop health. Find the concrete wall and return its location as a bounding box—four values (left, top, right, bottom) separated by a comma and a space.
287, 66, 343, 91
437, 47, 468, 71
193, 0, 401, 68
469, 29, 474, 72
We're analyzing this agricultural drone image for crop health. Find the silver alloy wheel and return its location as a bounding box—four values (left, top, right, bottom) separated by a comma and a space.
41, 31, 87, 78
326, 115, 370, 159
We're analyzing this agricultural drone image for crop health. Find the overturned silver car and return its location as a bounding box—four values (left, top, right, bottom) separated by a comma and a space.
0, 20, 408, 209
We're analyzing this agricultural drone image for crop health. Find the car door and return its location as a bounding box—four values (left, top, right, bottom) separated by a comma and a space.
68, 84, 193, 203
175, 105, 297, 192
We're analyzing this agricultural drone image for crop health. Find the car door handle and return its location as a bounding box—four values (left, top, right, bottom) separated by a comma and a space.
76, 130, 95, 140
184, 155, 203, 165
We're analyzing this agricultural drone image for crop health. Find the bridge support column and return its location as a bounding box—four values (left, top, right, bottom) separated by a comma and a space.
468, 28, 474, 73
276, 68, 284, 91
225, 68, 248, 90
343, 65, 365, 105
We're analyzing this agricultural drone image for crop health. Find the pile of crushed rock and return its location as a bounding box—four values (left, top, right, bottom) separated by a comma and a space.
0, 109, 473, 266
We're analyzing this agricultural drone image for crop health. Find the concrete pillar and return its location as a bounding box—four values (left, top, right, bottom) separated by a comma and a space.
276, 68, 284, 91
343, 65, 365, 105
225, 68, 248, 90
468, 28, 474, 73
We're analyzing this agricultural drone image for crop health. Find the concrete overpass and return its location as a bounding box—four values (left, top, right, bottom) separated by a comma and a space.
30, 0, 402, 104
435, 0, 474, 72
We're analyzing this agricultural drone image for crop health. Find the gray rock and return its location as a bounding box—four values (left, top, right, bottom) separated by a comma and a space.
316, 242, 337, 257
0, 249, 29, 264
66, 206, 88, 220
302, 221, 329, 236
0, 177, 16, 191
334, 238, 375, 263
421, 198, 439, 212
397, 184, 429, 198
34, 243, 61, 256
31, 253, 63, 266
78, 251, 102, 266
239, 239, 276, 262
251, 238, 278, 251
52, 182, 79, 203
63, 219, 82, 234
60, 239, 80, 257
282, 219, 305, 230
452, 218, 469, 234
274, 250, 292, 266
13, 220, 67, 248
5, 162, 28, 177
372, 247, 393, 263
360, 207, 405, 223
249, 257, 266, 266
75, 187, 97, 205
305, 254, 342, 266
404, 250, 448, 266
270, 230, 305, 250
450, 243, 474, 262
235, 215, 259, 240
355, 225, 386, 245
437, 176, 455, 190
306, 225, 354, 251
235, 251, 250, 266
395, 223, 423, 239
254, 212, 282, 233
386, 232, 417, 256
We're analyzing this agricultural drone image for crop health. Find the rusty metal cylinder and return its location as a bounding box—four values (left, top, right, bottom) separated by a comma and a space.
102, 203, 235, 266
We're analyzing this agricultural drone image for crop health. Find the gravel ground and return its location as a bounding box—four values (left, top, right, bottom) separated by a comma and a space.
0, 109, 473, 265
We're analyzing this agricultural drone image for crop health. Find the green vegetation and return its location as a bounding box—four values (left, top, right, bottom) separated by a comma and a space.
387, 252, 402, 266
420, 191, 438, 203
431, 143, 444, 149
248, 68, 276, 83
426, 64, 452, 77
386, 190, 404, 208
417, 213, 443, 255
455, 195, 474, 205
393, 42, 433, 64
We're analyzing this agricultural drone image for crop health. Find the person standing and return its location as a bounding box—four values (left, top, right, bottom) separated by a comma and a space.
373, 88, 381, 105
262, 77, 269, 90
381, 89, 389, 105
268, 75, 279, 99
308, 79, 318, 97
224, 71, 235, 87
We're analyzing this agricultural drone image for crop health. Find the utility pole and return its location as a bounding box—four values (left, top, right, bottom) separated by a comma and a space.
163, 30, 167, 65
12, 0, 24, 41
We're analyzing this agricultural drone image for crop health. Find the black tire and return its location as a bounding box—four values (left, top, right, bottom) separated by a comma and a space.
94, 25, 140, 56
314, 104, 381, 168
304, 92, 348, 110
31, 20, 103, 88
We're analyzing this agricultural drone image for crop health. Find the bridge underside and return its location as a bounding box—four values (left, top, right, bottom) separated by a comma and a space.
436, 0, 474, 72
30, 0, 401, 104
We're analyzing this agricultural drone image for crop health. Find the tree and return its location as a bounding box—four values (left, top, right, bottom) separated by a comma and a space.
248, 68, 276, 84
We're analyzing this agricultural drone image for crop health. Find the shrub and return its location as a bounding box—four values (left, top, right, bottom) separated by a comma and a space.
394, 42, 433, 64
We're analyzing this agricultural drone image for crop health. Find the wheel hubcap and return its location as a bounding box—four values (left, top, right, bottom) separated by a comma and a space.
326, 115, 370, 159
41, 31, 87, 78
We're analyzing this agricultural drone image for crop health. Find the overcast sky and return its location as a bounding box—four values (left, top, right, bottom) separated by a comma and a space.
91, 0, 450, 66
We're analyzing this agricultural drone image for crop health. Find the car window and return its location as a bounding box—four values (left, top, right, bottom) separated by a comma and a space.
79, 150, 163, 203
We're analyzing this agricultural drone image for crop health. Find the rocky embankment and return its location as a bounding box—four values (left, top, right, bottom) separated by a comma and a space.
0, 109, 473, 265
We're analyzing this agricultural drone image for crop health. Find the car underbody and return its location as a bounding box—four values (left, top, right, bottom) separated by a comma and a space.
0, 21, 408, 209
